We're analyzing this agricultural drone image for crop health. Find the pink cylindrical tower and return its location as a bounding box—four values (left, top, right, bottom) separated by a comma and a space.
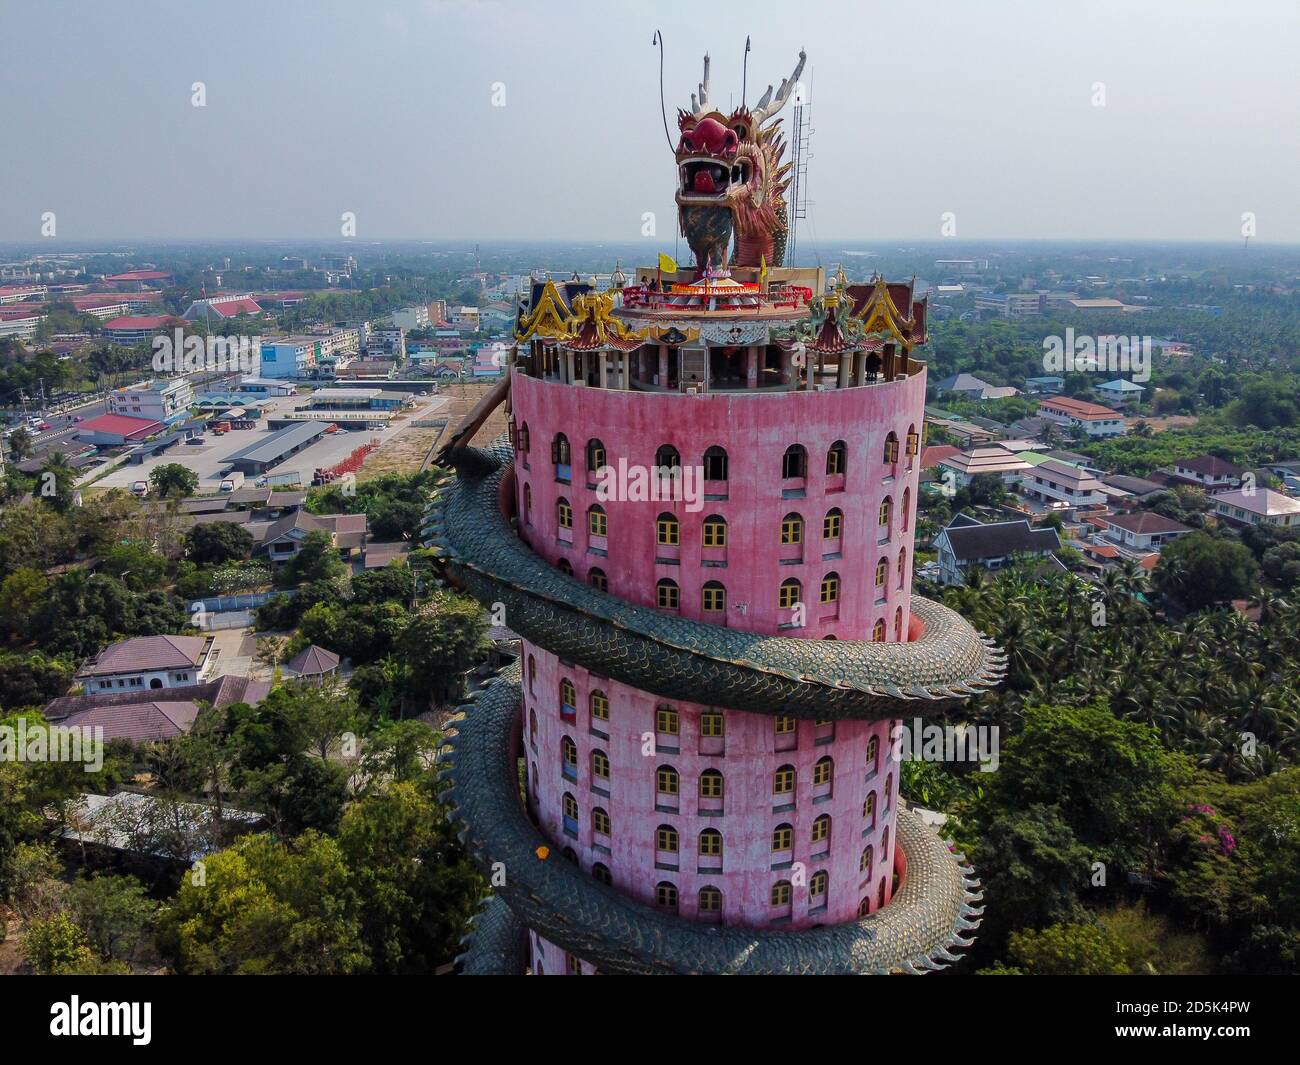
507, 271, 928, 973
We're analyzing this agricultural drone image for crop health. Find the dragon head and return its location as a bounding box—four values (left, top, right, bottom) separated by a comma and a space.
674, 50, 806, 270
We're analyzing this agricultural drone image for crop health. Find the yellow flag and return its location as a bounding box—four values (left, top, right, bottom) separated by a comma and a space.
658, 252, 678, 274
759, 254, 768, 282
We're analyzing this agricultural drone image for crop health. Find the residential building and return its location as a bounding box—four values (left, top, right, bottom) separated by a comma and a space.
0, 308, 43, 338
76, 635, 216, 693
1168, 454, 1245, 490
1213, 488, 1300, 529
1024, 376, 1064, 395
1095, 379, 1145, 406
258, 336, 320, 378
937, 445, 1033, 488
974, 292, 1044, 318
933, 514, 1061, 585
107, 377, 195, 424
1019, 457, 1108, 509
1100, 511, 1193, 551
1036, 396, 1127, 438
390, 304, 431, 330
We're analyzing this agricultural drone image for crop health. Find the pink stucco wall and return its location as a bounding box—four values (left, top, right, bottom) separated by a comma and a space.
511, 371, 925, 639
512, 368, 926, 974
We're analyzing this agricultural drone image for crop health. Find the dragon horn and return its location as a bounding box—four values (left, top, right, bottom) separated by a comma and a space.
751, 49, 806, 126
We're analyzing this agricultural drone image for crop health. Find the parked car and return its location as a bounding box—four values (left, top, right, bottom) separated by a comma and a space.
130, 481, 149, 497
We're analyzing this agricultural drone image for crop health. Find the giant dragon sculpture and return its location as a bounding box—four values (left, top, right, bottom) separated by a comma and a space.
675, 50, 805, 271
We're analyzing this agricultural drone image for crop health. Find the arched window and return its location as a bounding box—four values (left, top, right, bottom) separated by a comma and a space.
592, 807, 611, 836
823, 507, 842, 541
560, 678, 576, 713
552, 433, 571, 479
528, 708, 537, 747
698, 886, 722, 918
811, 813, 831, 846
820, 572, 840, 604
864, 791, 877, 827
588, 504, 607, 537
656, 765, 679, 796
883, 431, 899, 464
897, 549, 906, 588
771, 823, 794, 851
875, 558, 888, 588
813, 755, 834, 788
882, 824, 891, 859
782, 444, 807, 479
562, 791, 578, 823
557, 558, 573, 576
773, 764, 796, 797
656, 578, 679, 610
523, 482, 532, 524
517, 422, 530, 453
561, 736, 577, 779
894, 605, 904, 639
906, 424, 920, 464
527, 654, 536, 693
858, 897, 871, 918
866, 736, 880, 776
655, 444, 681, 470
702, 515, 727, 548
872, 619, 886, 642
585, 438, 606, 473
771, 880, 793, 907
703, 445, 728, 481
775, 715, 796, 737
780, 512, 803, 545
656, 512, 679, 546
885, 773, 894, 810
588, 567, 608, 592
810, 870, 829, 903
860, 845, 874, 876
779, 578, 802, 610
592, 862, 612, 886
878, 495, 893, 531
656, 882, 678, 912
826, 440, 847, 476
656, 824, 679, 853
698, 827, 723, 859
901, 486, 911, 531
702, 580, 726, 614
698, 769, 724, 800
591, 749, 609, 781
557, 496, 572, 529
590, 690, 609, 723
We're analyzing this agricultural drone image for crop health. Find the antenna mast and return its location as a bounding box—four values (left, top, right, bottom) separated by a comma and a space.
787, 68, 813, 265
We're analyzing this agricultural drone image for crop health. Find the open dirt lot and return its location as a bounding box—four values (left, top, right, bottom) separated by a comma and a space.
360, 381, 507, 480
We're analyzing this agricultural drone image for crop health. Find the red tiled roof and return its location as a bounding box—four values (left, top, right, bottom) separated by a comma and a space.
920, 445, 960, 469
1038, 396, 1121, 420
78, 413, 166, 439
104, 270, 173, 282
103, 315, 176, 330
208, 297, 262, 317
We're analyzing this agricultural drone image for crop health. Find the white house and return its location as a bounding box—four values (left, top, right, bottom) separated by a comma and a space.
76, 635, 216, 693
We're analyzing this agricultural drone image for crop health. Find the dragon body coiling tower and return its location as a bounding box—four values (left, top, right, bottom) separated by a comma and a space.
429, 51, 1004, 975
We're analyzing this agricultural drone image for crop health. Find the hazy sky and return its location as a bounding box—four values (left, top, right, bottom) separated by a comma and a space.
1, 0, 1296, 243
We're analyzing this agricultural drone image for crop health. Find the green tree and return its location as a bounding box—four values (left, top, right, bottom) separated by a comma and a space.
150, 462, 199, 499
337, 780, 482, 972
65, 873, 158, 965
278, 530, 344, 586
1003, 922, 1131, 975
1154, 531, 1258, 611
156, 831, 368, 974
186, 522, 254, 566
7, 426, 33, 462
397, 590, 488, 708
0, 567, 48, 639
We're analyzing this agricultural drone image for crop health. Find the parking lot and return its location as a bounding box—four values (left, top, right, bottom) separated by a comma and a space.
85, 394, 448, 492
